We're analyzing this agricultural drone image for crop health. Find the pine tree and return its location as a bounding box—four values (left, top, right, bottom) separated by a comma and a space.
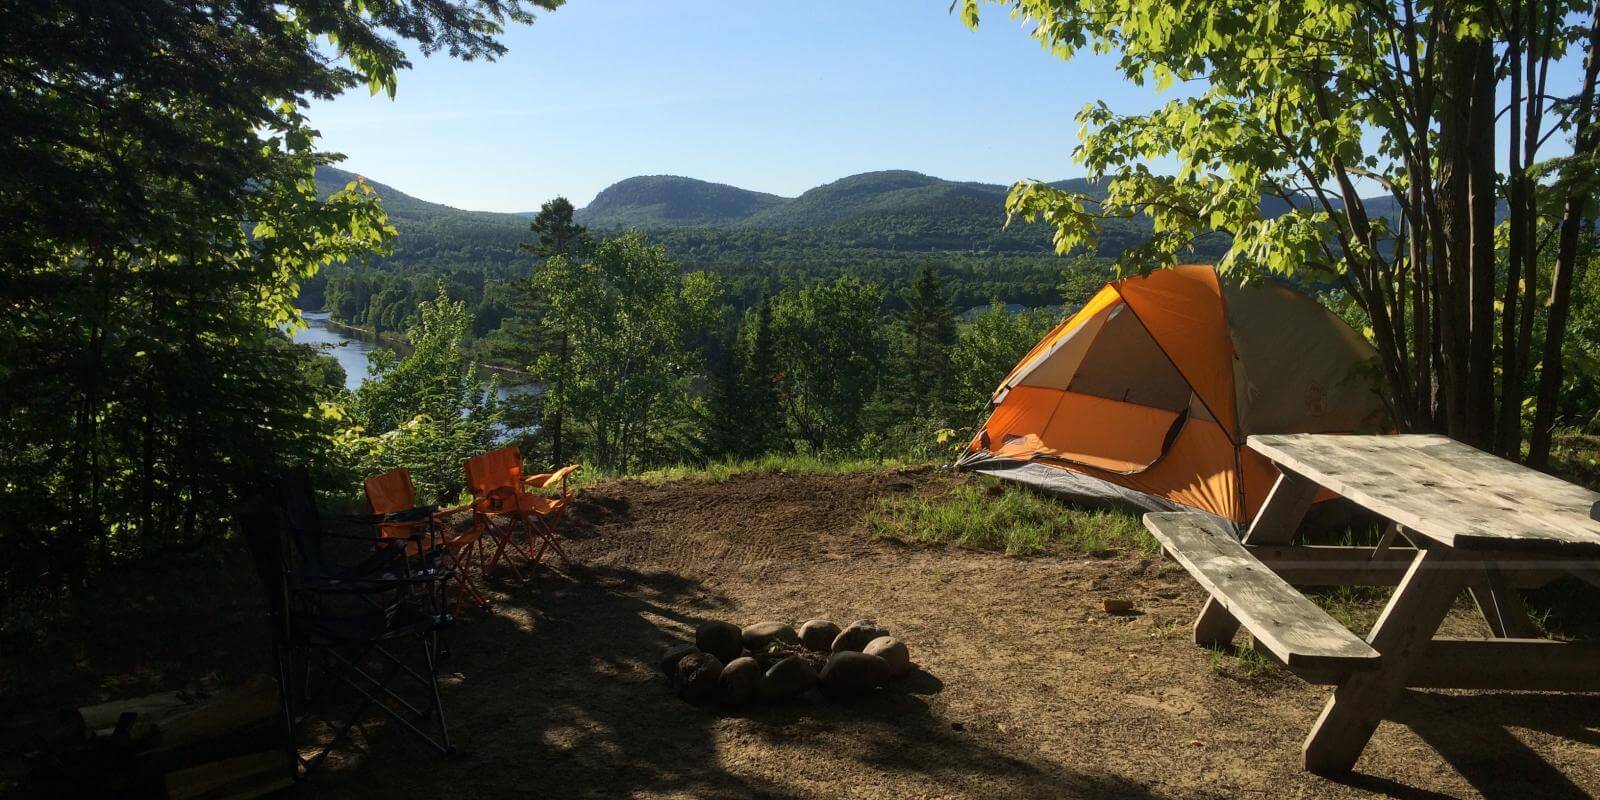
703, 326, 745, 459
516, 197, 591, 466
901, 261, 958, 411
741, 297, 784, 455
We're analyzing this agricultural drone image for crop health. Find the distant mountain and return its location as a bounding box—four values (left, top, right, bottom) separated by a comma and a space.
315, 166, 530, 273
310, 164, 1398, 279
315, 166, 527, 225
576, 175, 789, 228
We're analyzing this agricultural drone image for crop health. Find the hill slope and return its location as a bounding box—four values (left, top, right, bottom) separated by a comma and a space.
576, 175, 789, 228
316, 166, 530, 273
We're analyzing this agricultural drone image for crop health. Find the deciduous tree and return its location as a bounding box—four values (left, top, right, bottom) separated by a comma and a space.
963, 0, 1600, 464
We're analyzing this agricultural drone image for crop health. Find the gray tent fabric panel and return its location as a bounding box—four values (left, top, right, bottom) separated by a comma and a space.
1221, 281, 1389, 436
965, 460, 1241, 536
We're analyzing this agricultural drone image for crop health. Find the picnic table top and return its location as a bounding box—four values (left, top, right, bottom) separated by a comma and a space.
1247, 433, 1600, 555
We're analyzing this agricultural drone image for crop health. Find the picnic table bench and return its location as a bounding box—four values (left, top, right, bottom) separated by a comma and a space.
1144, 433, 1600, 774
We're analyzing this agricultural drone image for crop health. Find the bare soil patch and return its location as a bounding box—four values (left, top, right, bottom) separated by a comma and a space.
289, 468, 1600, 799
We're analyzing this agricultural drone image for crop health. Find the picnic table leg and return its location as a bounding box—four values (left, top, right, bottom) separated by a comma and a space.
1468, 566, 1538, 638
1193, 469, 1320, 647
1302, 547, 1467, 774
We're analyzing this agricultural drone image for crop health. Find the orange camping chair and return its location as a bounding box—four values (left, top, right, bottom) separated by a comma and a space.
464, 448, 577, 582
364, 468, 488, 610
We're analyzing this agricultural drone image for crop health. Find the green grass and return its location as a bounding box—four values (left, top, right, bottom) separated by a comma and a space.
1207, 641, 1281, 679
623, 453, 915, 485
865, 478, 1157, 557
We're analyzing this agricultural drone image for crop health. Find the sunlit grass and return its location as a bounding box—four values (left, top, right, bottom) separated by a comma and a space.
621, 453, 916, 485
865, 478, 1157, 557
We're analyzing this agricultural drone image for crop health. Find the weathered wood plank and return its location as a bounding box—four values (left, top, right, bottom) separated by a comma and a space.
1249, 434, 1600, 554
1245, 545, 1563, 588
1145, 512, 1380, 671
1301, 547, 1468, 774
1407, 638, 1600, 690
1246, 468, 1322, 544
1290, 638, 1600, 689
1193, 469, 1322, 647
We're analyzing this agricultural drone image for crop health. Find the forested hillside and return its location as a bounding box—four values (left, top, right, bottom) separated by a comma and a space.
309, 166, 1127, 354
577, 175, 789, 228
309, 163, 1391, 369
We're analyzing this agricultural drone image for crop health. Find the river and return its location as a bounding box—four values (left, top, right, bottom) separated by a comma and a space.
292, 311, 535, 402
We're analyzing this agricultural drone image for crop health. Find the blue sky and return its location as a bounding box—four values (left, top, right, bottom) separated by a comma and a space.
304, 2, 1190, 212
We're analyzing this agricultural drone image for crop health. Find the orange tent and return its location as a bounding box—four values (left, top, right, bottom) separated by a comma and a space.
958, 265, 1388, 524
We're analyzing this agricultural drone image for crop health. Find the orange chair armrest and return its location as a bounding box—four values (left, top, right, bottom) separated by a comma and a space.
525, 464, 581, 489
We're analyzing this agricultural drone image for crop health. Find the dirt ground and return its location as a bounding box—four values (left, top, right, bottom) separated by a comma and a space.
278, 468, 1600, 800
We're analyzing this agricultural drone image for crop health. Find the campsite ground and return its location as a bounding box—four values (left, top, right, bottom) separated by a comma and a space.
8, 467, 1600, 798
308, 468, 1598, 799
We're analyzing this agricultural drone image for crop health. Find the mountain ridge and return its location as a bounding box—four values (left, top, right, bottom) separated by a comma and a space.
310, 165, 1400, 279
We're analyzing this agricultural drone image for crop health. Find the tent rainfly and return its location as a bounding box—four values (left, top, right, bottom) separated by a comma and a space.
957, 265, 1388, 526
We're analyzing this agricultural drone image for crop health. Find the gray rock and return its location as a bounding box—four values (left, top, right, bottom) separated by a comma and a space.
831, 620, 890, 653
659, 644, 700, 676
798, 619, 841, 652
819, 651, 890, 697
863, 636, 911, 678
675, 652, 723, 702
758, 655, 818, 702
742, 621, 800, 653
695, 620, 745, 663
717, 656, 762, 705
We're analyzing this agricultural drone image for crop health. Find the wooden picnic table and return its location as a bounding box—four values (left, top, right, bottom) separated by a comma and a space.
1143, 433, 1600, 775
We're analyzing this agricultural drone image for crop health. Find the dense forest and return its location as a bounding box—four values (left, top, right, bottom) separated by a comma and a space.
308, 165, 1187, 367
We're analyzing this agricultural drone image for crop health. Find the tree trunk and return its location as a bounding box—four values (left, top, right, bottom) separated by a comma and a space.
1498, 2, 1526, 458
1432, 26, 1476, 442
1465, 38, 1498, 449
1528, 4, 1600, 468
551, 330, 567, 465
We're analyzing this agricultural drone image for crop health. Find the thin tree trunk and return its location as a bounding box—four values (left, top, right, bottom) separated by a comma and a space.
1466, 38, 1498, 449
1528, 3, 1600, 467
551, 330, 567, 465
1499, 0, 1526, 457
1433, 25, 1475, 441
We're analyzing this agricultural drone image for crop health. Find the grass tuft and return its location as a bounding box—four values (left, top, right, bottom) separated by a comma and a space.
865, 478, 1157, 557
625, 453, 913, 485
1207, 642, 1281, 679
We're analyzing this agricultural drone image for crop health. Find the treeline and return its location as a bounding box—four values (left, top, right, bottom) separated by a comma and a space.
481, 204, 1067, 474
313, 206, 1064, 500
317, 241, 1109, 371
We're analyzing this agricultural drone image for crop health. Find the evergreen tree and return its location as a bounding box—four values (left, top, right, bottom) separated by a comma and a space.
899, 261, 959, 411
521, 197, 592, 260
703, 325, 746, 459
741, 297, 784, 455
513, 196, 591, 466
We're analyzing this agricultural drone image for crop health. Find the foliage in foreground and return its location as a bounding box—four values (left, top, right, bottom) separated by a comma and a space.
0, 0, 562, 594
866, 478, 1156, 557
338, 288, 503, 503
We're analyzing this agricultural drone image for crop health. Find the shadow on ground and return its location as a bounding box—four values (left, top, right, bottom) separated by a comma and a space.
1330, 690, 1600, 800
300, 562, 1164, 799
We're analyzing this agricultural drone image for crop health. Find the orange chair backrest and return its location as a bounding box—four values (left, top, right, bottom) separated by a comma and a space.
364, 468, 421, 542
365, 468, 417, 516
465, 447, 524, 499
